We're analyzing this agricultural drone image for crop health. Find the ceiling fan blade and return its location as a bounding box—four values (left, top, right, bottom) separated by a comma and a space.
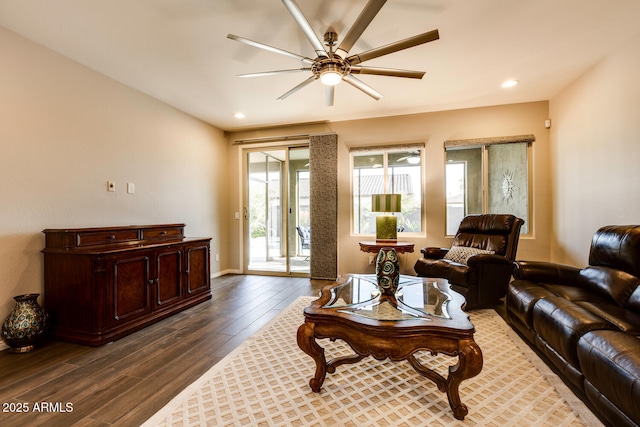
277, 76, 317, 100
326, 85, 335, 107
342, 74, 383, 100
282, 0, 328, 58
227, 34, 314, 64
347, 29, 439, 65
238, 69, 311, 78
335, 0, 387, 59
350, 66, 425, 79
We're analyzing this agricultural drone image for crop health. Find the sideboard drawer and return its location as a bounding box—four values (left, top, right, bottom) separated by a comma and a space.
141, 226, 184, 241
76, 230, 140, 247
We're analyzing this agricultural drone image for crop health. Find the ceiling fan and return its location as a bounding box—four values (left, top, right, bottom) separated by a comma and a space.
227, 0, 439, 106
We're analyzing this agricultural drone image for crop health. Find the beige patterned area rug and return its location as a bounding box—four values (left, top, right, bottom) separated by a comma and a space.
142, 297, 603, 427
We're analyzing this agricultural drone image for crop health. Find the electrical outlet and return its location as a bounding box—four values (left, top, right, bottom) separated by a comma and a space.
368, 255, 374, 265
215, 253, 220, 262
127, 183, 135, 194
107, 181, 115, 192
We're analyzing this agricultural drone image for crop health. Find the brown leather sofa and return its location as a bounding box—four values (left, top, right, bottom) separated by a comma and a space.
506, 225, 640, 427
414, 214, 523, 309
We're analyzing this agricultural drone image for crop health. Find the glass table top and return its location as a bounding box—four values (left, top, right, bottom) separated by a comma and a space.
322, 274, 451, 321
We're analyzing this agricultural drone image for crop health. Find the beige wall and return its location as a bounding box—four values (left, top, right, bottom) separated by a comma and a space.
0, 27, 228, 330
228, 101, 551, 276
549, 31, 640, 266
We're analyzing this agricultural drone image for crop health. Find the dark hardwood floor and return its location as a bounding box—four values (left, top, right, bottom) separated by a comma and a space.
0, 274, 327, 427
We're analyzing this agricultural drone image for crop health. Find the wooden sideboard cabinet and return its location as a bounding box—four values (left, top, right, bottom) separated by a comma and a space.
42, 224, 212, 346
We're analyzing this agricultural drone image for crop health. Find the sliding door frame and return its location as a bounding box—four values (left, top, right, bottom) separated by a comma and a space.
242, 143, 310, 277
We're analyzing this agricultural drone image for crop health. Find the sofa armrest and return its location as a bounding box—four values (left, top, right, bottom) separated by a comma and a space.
513, 260, 583, 285
420, 247, 449, 259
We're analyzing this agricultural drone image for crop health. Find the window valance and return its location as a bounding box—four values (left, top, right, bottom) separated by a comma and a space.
232, 133, 310, 145
349, 142, 425, 152
444, 134, 535, 149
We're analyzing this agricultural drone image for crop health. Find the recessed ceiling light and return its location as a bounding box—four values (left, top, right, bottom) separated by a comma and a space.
501, 80, 519, 88
234, 112, 246, 119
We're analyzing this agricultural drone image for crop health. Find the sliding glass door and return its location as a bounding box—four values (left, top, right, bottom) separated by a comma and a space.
244, 146, 310, 275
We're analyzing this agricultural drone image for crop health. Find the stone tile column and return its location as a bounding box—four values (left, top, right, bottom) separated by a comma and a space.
309, 133, 337, 280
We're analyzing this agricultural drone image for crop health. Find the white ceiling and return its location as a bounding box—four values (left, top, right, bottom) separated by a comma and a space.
1, 0, 639, 131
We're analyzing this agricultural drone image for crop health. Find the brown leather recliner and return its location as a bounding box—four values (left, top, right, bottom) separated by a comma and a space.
414, 214, 524, 309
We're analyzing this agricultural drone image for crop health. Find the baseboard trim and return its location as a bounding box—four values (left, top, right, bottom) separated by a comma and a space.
211, 269, 241, 278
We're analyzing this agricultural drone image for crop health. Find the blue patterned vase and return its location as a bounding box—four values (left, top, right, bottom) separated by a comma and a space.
376, 247, 400, 296
1, 293, 49, 353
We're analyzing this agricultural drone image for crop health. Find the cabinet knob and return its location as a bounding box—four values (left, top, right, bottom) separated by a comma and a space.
160, 231, 167, 235
108, 235, 116, 240
148, 279, 155, 285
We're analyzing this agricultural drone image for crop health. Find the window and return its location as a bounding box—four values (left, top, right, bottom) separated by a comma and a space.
352, 148, 423, 235
445, 135, 532, 235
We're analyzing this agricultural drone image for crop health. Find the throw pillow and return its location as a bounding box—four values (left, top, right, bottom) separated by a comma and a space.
443, 245, 495, 265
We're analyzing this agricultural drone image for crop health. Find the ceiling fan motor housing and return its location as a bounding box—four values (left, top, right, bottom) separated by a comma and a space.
312, 57, 349, 82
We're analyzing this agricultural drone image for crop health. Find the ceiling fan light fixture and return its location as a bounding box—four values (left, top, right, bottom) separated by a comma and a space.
320, 67, 343, 86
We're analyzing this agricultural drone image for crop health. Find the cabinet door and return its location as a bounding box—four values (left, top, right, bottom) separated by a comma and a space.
184, 243, 210, 296
109, 253, 152, 326
154, 246, 182, 309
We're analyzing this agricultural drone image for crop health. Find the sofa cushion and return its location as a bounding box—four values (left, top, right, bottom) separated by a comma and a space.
442, 245, 495, 265
576, 301, 640, 335
506, 280, 556, 329
578, 330, 640, 425
543, 284, 608, 305
581, 266, 640, 306
533, 297, 615, 368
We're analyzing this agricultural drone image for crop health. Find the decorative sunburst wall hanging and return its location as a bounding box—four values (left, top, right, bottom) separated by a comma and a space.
502, 170, 515, 201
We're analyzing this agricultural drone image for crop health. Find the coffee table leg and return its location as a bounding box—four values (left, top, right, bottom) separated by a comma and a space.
447, 339, 483, 420
407, 355, 447, 392
296, 322, 327, 392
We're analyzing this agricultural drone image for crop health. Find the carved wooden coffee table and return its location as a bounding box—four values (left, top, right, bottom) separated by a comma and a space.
297, 274, 483, 420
